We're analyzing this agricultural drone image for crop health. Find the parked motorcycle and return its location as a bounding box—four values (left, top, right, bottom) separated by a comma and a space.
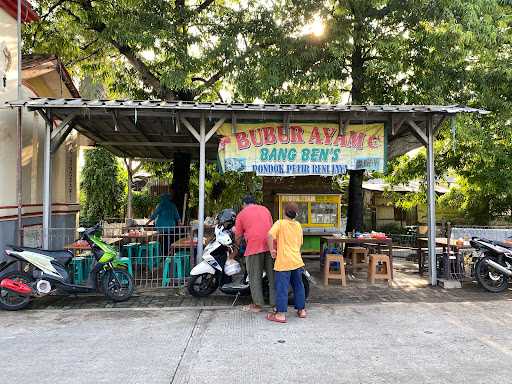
0, 224, 134, 311
188, 209, 312, 303
471, 237, 512, 293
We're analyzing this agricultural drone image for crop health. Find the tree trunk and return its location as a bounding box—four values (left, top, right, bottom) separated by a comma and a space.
171, 153, 191, 223
351, 44, 364, 104
346, 169, 364, 234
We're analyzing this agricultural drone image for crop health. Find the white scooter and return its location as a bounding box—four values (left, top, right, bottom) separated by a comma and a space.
188, 209, 311, 302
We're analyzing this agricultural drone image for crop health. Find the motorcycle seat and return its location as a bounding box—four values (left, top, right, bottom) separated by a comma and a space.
13, 246, 74, 265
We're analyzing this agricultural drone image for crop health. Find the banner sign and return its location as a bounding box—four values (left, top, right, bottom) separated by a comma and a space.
218, 122, 385, 176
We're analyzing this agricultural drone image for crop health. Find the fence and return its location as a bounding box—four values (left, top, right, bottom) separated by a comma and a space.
451, 227, 512, 242
21, 225, 197, 289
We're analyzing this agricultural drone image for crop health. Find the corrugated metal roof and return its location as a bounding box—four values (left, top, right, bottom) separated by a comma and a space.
0, 98, 488, 161
363, 179, 450, 194
21, 57, 80, 98
2, 98, 489, 114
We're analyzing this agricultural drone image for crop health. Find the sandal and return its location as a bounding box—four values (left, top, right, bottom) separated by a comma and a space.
297, 309, 307, 318
241, 304, 262, 313
266, 312, 287, 323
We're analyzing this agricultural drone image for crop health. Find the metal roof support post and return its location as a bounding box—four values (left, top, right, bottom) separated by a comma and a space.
16, 0, 22, 244
42, 112, 53, 249
197, 116, 206, 258
16, 107, 23, 245
126, 159, 133, 220
426, 115, 437, 286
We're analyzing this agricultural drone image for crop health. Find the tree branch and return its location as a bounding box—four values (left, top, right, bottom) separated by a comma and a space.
76, 0, 177, 99
196, 0, 215, 14
64, 48, 102, 66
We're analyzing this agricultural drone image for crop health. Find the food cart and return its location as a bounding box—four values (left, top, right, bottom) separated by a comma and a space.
274, 193, 345, 252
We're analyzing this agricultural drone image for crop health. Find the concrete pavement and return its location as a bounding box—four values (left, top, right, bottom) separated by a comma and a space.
2, 300, 512, 383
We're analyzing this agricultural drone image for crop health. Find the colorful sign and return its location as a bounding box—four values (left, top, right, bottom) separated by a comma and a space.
218, 122, 385, 176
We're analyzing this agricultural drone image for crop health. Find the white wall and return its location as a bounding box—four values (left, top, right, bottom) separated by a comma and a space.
0, 8, 78, 222
0, 7, 23, 212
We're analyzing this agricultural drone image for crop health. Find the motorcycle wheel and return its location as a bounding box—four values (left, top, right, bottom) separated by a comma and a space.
0, 271, 32, 311
475, 255, 509, 293
102, 269, 135, 302
188, 273, 219, 297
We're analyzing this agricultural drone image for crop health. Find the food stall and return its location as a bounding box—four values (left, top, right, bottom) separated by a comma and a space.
274, 193, 345, 253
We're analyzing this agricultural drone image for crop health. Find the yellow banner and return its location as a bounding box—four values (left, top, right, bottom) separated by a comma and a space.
218, 122, 385, 176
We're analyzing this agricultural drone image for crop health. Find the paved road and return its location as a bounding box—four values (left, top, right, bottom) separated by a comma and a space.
2, 300, 512, 383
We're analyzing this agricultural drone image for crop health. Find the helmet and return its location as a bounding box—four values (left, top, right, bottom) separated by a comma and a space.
217, 209, 236, 229
224, 259, 241, 276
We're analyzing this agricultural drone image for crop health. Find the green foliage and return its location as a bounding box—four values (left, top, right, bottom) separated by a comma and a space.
188, 163, 262, 216
23, 0, 512, 225
24, 0, 288, 101
132, 190, 160, 219
140, 160, 262, 218
80, 148, 126, 225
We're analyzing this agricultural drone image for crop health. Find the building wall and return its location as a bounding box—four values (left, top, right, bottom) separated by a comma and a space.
0, 8, 79, 251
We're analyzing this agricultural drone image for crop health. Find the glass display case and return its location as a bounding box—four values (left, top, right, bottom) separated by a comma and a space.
275, 194, 342, 229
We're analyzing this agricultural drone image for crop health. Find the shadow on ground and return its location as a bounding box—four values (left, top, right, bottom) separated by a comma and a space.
27, 258, 512, 311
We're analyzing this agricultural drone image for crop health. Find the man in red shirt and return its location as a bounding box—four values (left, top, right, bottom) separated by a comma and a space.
234, 195, 275, 312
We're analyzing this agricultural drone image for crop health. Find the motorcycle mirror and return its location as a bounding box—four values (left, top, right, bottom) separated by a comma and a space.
77, 227, 86, 233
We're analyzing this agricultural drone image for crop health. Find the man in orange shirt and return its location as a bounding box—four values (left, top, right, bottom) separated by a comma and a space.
266, 202, 306, 323
234, 195, 275, 312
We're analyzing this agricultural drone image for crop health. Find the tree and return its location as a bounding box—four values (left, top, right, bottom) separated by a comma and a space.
24, 0, 286, 101
80, 147, 126, 225
381, 1, 512, 224
25, 0, 511, 225
233, 0, 508, 106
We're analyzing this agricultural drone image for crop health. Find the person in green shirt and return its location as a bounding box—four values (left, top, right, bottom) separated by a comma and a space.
147, 192, 181, 229
146, 192, 181, 256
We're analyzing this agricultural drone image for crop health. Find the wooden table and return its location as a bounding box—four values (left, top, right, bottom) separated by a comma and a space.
321, 236, 394, 279
65, 237, 123, 252
416, 237, 473, 276
121, 231, 159, 241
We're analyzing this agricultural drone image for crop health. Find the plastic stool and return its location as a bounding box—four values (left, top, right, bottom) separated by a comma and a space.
118, 257, 133, 276
162, 257, 173, 287
148, 241, 161, 269
348, 246, 369, 272
136, 243, 150, 267
323, 253, 346, 286
175, 251, 191, 275
368, 254, 392, 286
71, 257, 86, 285
123, 243, 139, 261
162, 252, 191, 287
82, 254, 94, 281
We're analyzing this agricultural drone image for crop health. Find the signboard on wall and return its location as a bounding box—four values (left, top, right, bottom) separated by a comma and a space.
218, 122, 386, 176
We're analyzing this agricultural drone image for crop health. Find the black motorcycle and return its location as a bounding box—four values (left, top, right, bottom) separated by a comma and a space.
0, 224, 134, 311
471, 237, 512, 293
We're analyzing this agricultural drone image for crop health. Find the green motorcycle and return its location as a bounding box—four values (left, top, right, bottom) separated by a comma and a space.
0, 223, 135, 310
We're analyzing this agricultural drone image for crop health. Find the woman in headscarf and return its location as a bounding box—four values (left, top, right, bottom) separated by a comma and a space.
146, 191, 181, 255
